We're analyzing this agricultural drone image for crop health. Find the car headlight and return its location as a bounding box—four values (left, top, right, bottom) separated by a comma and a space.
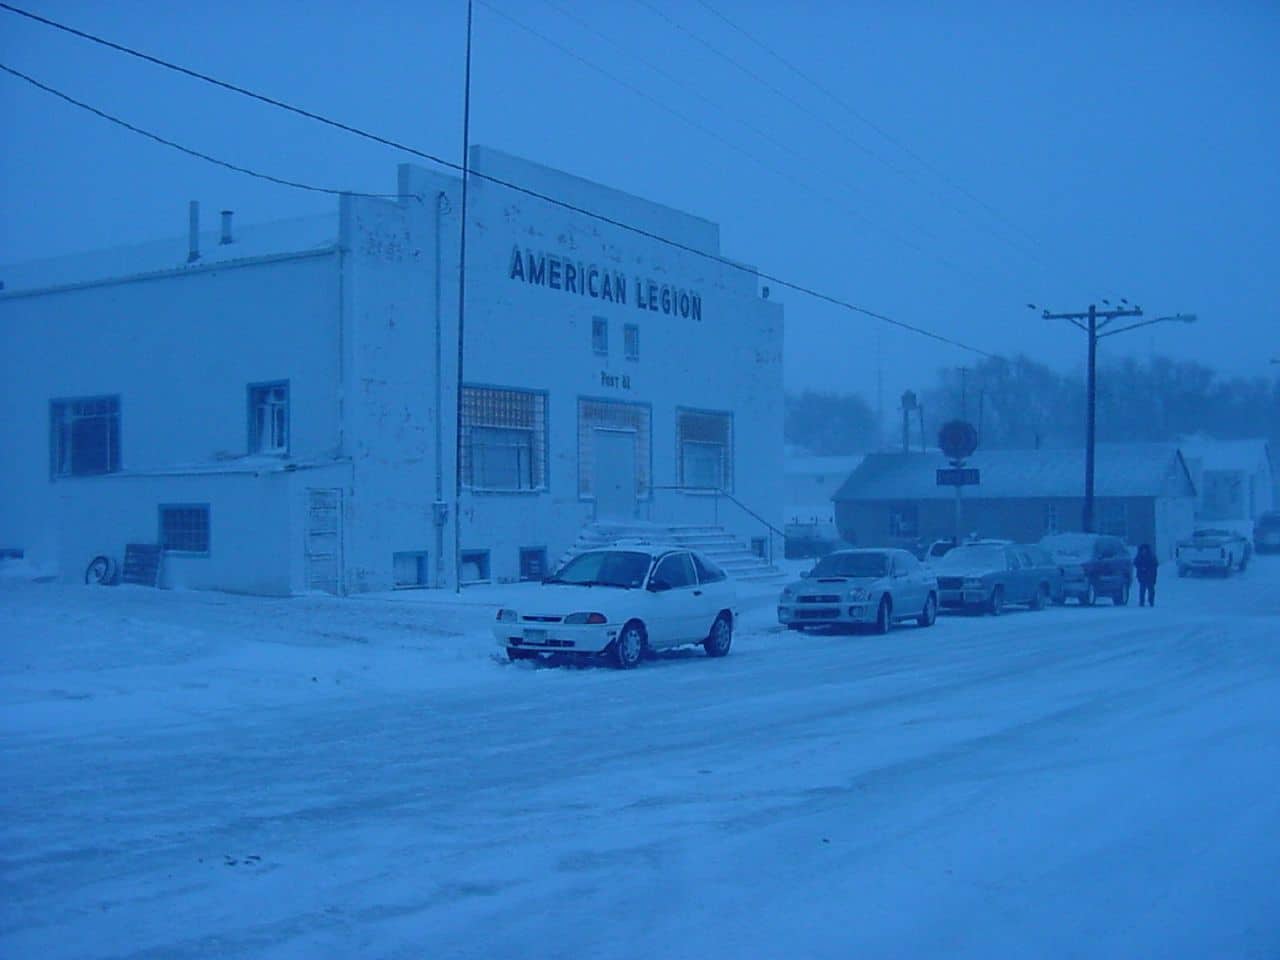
963, 578, 984, 589
564, 612, 607, 625
496, 608, 518, 623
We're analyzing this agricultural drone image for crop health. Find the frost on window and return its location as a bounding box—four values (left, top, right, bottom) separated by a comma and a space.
462, 387, 547, 491
677, 410, 731, 491
248, 382, 289, 454
50, 395, 120, 476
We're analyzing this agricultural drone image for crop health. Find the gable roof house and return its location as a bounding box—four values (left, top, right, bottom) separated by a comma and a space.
1178, 438, 1275, 529
832, 444, 1197, 560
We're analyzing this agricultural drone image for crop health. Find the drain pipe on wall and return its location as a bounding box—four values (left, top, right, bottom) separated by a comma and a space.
433, 190, 449, 588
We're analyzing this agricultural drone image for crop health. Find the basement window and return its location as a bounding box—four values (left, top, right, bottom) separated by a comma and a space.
393, 551, 429, 589
160, 504, 210, 555
461, 550, 491, 584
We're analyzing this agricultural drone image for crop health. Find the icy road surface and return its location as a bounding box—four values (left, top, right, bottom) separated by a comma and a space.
3, 560, 1279, 959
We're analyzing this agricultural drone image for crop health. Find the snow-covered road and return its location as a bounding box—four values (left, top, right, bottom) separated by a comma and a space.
3, 560, 1279, 959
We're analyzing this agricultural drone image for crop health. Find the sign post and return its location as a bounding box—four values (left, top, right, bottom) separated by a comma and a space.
937, 420, 981, 543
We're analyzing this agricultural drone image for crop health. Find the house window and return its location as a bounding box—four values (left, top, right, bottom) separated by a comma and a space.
160, 504, 210, 555
248, 381, 289, 454
50, 395, 120, 477
519, 547, 548, 581
889, 505, 918, 539
1043, 503, 1060, 535
393, 551, 428, 589
578, 399, 651, 497
624, 323, 639, 360
461, 549, 491, 584
677, 409, 731, 491
1099, 501, 1128, 539
592, 317, 608, 355
461, 386, 547, 491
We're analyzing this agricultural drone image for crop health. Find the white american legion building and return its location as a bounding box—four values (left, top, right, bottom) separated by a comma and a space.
0, 148, 785, 593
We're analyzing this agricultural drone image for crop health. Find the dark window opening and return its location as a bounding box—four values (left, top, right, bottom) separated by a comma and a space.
160, 504, 210, 555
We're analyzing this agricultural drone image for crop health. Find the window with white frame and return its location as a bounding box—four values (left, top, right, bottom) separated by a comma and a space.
578, 399, 650, 497
592, 317, 608, 355
624, 323, 639, 360
889, 504, 919, 539
248, 382, 289, 454
393, 551, 428, 588
1099, 500, 1128, 539
461, 386, 547, 491
50, 395, 120, 477
677, 410, 731, 491
160, 504, 210, 554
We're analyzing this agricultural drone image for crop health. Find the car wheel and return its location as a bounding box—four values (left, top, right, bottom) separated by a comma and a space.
988, 587, 1004, 616
703, 613, 733, 658
1114, 582, 1130, 606
84, 555, 118, 586
873, 597, 891, 634
1030, 584, 1048, 611
612, 620, 646, 669
1081, 582, 1096, 606
917, 592, 937, 627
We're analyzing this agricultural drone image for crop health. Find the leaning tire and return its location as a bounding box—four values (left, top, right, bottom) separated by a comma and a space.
703, 614, 733, 658
84, 555, 118, 586
612, 620, 645, 669
873, 597, 891, 634
917, 593, 937, 627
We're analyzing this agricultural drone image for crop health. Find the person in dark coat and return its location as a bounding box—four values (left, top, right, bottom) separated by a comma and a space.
1133, 543, 1158, 607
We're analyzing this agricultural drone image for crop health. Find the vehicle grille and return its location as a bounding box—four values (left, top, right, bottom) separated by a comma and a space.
938, 577, 964, 590
798, 594, 840, 603
795, 608, 839, 619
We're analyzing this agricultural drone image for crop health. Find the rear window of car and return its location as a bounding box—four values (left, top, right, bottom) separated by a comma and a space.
691, 552, 727, 583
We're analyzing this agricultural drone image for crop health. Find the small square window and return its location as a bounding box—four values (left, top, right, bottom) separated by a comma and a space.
461, 549, 491, 584
160, 504, 210, 555
592, 317, 608, 355
624, 323, 639, 360
393, 551, 429, 588
519, 547, 548, 581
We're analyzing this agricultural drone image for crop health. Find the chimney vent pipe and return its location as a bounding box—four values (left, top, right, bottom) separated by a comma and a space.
220, 210, 234, 245
187, 201, 200, 262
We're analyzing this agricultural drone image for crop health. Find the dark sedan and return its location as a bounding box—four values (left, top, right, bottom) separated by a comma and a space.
934, 543, 1047, 615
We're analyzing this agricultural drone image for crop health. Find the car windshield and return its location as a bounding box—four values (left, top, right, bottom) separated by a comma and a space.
545, 550, 651, 588
935, 545, 1006, 570
810, 552, 889, 578
1041, 534, 1094, 558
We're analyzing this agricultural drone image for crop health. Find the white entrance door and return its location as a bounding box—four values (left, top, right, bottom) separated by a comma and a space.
306, 488, 343, 594
593, 428, 637, 521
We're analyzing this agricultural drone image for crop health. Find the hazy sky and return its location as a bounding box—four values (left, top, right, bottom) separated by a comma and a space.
2, 0, 1277, 401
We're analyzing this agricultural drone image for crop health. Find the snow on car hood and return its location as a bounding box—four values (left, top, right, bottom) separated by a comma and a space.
513, 583, 639, 618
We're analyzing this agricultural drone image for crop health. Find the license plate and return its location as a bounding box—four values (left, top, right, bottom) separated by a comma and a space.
523, 628, 548, 643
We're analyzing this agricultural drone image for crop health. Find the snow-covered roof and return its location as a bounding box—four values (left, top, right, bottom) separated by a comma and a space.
1177, 437, 1272, 474
0, 213, 340, 295
833, 444, 1195, 501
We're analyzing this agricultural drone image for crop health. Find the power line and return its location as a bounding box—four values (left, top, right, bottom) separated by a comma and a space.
691, 0, 1041, 248
0, 63, 399, 199
0, 1, 999, 358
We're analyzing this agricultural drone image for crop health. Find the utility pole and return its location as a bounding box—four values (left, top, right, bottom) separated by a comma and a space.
453, 0, 474, 593
1032, 302, 1196, 532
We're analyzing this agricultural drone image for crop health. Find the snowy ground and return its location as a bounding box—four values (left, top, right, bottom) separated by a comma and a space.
2, 559, 1279, 959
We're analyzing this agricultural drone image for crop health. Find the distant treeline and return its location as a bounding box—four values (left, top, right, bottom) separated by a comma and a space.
786, 354, 1280, 454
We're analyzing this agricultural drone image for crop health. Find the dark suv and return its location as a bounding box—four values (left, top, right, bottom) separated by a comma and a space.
1039, 533, 1133, 606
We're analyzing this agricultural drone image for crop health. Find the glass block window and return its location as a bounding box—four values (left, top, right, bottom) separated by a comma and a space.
393, 551, 428, 588
248, 382, 289, 454
160, 504, 210, 554
592, 317, 608, 355
624, 323, 639, 360
50, 395, 120, 477
677, 409, 731, 491
461, 386, 547, 491
578, 399, 650, 497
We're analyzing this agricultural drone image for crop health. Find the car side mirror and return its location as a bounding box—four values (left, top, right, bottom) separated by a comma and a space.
647, 578, 671, 593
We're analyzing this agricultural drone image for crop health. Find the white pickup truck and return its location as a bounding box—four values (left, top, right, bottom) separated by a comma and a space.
1175, 528, 1251, 577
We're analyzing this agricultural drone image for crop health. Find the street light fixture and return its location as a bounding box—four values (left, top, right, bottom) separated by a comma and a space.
1031, 302, 1198, 532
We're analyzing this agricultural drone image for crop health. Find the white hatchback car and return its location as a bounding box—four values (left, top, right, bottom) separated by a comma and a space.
494, 545, 738, 668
